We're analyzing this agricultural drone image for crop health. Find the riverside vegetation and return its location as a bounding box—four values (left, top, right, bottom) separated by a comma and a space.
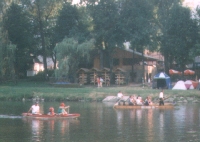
0, 81, 200, 103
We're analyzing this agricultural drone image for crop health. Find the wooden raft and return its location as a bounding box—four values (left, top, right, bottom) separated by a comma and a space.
113, 104, 174, 109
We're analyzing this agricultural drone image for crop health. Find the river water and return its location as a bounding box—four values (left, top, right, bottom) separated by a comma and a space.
0, 101, 200, 142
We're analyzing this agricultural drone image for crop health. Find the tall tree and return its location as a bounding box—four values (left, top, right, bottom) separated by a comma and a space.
54, 2, 92, 70
166, 4, 198, 74
155, 0, 198, 75
119, 0, 156, 81
22, 0, 63, 78
0, 33, 16, 80
55, 3, 90, 42
189, 8, 200, 77
154, 0, 181, 74
3, 3, 35, 77
87, 0, 122, 83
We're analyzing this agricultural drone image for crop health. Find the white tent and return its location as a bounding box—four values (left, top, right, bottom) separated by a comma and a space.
172, 80, 187, 90
185, 80, 194, 90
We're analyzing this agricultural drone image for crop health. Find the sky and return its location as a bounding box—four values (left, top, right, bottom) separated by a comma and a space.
183, 0, 200, 9
72, 0, 80, 4
73, 0, 200, 7
72, 0, 200, 10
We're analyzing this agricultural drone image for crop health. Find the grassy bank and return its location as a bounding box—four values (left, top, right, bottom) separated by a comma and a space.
0, 81, 200, 102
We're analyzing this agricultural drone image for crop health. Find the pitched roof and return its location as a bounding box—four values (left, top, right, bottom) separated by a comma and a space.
124, 48, 161, 61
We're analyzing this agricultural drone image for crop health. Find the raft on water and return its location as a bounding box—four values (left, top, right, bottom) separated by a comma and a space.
22, 113, 80, 119
113, 103, 174, 109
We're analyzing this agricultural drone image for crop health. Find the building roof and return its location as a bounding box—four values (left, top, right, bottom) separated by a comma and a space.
90, 68, 101, 72
124, 48, 161, 61
77, 68, 90, 73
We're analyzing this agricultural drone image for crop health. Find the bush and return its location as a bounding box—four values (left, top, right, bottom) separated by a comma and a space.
28, 71, 46, 81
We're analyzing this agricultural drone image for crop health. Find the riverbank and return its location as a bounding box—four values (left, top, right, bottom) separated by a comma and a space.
0, 81, 200, 103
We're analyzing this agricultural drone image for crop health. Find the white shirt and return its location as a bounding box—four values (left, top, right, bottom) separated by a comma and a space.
117, 92, 123, 98
136, 99, 142, 105
159, 92, 163, 98
31, 105, 40, 114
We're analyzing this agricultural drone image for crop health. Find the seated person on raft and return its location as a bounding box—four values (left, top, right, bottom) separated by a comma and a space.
48, 107, 55, 115
144, 97, 149, 106
148, 96, 153, 105
144, 96, 152, 106
128, 95, 136, 105
58, 103, 69, 115
28, 102, 40, 115
136, 97, 143, 105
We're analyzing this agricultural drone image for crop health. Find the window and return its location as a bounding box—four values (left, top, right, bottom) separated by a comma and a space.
123, 58, 132, 65
113, 58, 119, 66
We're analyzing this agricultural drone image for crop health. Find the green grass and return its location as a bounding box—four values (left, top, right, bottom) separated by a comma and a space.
0, 81, 200, 101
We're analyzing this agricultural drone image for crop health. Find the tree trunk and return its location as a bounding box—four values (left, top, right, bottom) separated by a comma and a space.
108, 52, 113, 84
37, 4, 47, 78
164, 51, 169, 75
142, 48, 145, 83
131, 49, 135, 82
52, 50, 57, 70
99, 49, 104, 70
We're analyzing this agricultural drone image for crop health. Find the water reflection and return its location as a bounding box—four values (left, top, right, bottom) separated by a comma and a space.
22, 118, 80, 141
114, 108, 176, 142
1, 102, 200, 142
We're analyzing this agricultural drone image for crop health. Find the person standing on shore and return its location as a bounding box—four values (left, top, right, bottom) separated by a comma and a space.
97, 77, 100, 88
100, 77, 104, 87
159, 90, 164, 106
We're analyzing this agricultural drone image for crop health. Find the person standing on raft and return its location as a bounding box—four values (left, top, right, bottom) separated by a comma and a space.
159, 90, 164, 106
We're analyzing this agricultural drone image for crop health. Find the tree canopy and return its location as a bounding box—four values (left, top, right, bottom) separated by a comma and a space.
0, 0, 200, 81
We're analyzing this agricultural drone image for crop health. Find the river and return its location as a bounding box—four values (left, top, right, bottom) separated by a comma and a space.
0, 101, 199, 142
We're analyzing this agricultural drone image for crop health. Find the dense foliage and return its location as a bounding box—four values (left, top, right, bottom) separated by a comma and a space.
0, 0, 199, 81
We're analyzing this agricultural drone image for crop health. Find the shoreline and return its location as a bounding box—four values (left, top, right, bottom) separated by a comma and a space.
0, 81, 200, 103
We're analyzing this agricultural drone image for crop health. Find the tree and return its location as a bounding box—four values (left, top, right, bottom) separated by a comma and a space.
119, 0, 156, 81
54, 38, 94, 82
167, 4, 197, 74
55, 2, 90, 42
87, 0, 122, 83
0, 34, 16, 80
3, 3, 35, 77
53, 2, 92, 70
154, 0, 181, 74
21, 0, 64, 78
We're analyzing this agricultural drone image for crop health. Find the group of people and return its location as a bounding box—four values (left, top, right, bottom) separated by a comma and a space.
128, 95, 153, 106
96, 76, 110, 87
28, 102, 70, 115
117, 90, 165, 106
96, 77, 103, 87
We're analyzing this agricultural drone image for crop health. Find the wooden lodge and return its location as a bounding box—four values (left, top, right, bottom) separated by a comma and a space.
101, 68, 110, 85
89, 68, 101, 85
114, 68, 127, 85
77, 68, 90, 85
93, 48, 161, 83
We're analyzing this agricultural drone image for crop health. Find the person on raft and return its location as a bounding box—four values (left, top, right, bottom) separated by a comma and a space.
159, 90, 164, 106
48, 107, 55, 115
58, 103, 70, 115
28, 101, 40, 114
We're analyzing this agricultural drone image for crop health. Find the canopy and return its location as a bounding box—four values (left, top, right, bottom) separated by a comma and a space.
154, 72, 170, 79
184, 69, 195, 75
153, 72, 171, 89
169, 69, 181, 75
172, 80, 187, 90
184, 80, 194, 90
